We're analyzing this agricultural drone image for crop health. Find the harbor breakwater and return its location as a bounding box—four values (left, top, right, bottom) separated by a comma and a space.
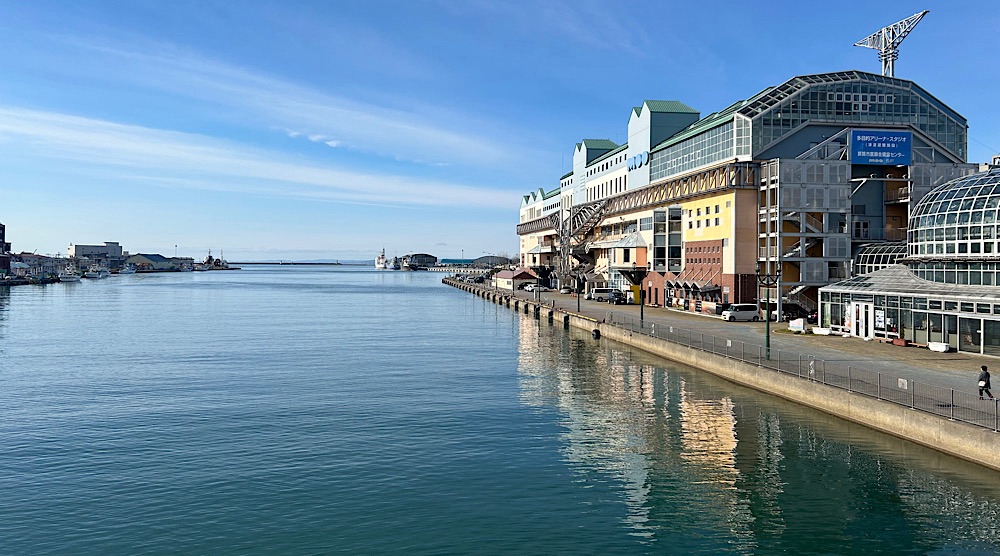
444, 277, 1000, 471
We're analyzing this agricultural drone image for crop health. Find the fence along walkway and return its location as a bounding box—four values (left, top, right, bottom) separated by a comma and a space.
608, 314, 1000, 432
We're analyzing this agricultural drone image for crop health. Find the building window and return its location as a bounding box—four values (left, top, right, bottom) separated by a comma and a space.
715, 218, 720, 226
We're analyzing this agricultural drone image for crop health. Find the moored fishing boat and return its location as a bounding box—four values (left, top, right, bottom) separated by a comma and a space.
84, 264, 110, 279
375, 249, 388, 269
58, 264, 82, 282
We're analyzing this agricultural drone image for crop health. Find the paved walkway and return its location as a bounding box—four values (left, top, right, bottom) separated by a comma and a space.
497, 286, 992, 397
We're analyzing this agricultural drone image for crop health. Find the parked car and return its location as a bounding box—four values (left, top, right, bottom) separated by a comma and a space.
523, 283, 536, 292
559, 286, 573, 294
609, 290, 633, 305
534, 285, 550, 292
722, 303, 761, 322
586, 287, 614, 302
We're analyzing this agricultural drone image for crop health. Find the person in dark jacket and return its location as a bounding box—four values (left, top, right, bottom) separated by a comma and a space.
978, 365, 994, 400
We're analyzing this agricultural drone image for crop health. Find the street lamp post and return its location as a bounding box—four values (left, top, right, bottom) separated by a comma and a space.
631, 262, 647, 328
756, 261, 781, 360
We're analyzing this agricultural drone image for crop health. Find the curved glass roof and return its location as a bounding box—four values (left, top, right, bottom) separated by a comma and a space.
909, 169, 1000, 261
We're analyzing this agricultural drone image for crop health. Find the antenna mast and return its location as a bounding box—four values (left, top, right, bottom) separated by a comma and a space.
853, 10, 929, 77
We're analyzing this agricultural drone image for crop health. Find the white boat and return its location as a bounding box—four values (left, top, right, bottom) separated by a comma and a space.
58, 265, 81, 282
118, 264, 137, 274
84, 264, 110, 279
375, 249, 388, 269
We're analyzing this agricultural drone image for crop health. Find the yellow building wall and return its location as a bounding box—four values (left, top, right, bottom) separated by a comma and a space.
681, 193, 734, 243
678, 190, 757, 276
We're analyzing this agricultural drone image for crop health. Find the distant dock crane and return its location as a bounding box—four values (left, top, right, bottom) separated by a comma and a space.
854, 10, 929, 77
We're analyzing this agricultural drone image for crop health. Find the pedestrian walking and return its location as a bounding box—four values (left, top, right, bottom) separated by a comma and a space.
978, 365, 994, 400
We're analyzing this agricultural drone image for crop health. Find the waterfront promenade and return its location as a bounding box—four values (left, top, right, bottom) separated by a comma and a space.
447, 278, 1000, 470
499, 286, 989, 395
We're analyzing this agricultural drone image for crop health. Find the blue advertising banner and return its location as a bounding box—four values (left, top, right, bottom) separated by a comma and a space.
851, 129, 912, 165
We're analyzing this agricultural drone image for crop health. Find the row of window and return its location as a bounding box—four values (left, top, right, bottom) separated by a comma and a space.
588, 174, 627, 202
586, 153, 626, 177
910, 262, 1000, 285
822, 291, 1000, 314
913, 242, 1000, 256
826, 92, 895, 103
689, 204, 721, 217
821, 301, 1000, 356
690, 245, 720, 253
689, 218, 721, 229
649, 122, 733, 182
599, 221, 637, 237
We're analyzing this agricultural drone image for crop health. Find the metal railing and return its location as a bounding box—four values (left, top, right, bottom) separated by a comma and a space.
608, 314, 1000, 432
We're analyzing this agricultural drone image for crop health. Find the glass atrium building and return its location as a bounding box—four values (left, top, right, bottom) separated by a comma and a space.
820, 168, 1000, 355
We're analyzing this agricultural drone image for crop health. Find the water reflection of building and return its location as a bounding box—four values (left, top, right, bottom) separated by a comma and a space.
514, 314, 758, 543
678, 385, 737, 473
512, 309, 1000, 548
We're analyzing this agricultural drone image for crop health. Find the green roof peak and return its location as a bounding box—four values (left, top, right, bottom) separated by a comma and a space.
643, 100, 698, 114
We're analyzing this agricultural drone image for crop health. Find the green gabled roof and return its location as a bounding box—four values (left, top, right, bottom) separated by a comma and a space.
632, 106, 642, 118
643, 100, 698, 114
521, 188, 546, 205
522, 187, 561, 205
578, 138, 619, 151
560, 170, 573, 181
588, 142, 628, 167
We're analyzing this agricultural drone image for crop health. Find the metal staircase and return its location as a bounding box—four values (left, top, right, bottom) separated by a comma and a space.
783, 238, 818, 258
786, 285, 817, 312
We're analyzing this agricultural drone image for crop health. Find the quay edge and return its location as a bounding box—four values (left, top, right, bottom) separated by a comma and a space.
445, 277, 1000, 472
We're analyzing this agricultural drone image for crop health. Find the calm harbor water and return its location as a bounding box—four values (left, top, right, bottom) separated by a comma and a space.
1, 265, 999, 554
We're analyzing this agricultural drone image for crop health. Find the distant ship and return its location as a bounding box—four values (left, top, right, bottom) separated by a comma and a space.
388, 256, 401, 270
375, 249, 388, 269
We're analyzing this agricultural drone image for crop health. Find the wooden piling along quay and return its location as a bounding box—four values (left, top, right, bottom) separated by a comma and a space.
442, 277, 1000, 471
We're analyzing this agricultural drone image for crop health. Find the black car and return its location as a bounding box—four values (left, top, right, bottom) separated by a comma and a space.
608, 290, 631, 305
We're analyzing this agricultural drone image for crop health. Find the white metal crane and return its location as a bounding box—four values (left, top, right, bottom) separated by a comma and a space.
854, 10, 929, 77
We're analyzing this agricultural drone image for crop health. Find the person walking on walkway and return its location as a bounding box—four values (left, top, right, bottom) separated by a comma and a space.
978, 365, 994, 400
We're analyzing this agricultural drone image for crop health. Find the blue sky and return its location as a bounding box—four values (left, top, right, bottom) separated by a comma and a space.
1, 0, 997, 261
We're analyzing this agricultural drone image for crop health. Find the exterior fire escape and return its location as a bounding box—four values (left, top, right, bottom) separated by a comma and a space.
557, 200, 609, 285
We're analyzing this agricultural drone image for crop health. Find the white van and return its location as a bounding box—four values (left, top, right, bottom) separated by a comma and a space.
721, 303, 761, 322
586, 288, 614, 302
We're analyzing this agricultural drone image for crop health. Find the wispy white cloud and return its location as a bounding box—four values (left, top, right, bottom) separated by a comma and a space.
0, 106, 513, 209
64, 38, 515, 168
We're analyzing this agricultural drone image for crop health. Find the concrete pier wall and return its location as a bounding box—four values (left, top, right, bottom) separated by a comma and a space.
444, 278, 1000, 471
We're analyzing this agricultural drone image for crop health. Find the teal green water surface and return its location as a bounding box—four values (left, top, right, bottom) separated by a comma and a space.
1, 266, 998, 554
